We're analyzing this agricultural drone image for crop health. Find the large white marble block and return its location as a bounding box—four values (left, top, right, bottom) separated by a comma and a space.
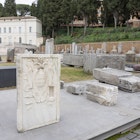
16, 54, 61, 132
93, 68, 132, 86
119, 76, 140, 92
86, 82, 118, 106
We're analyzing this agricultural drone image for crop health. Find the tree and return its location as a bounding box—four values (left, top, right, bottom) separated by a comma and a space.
4, 0, 17, 16
127, 0, 140, 19
60, 0, 77, 36
31, 2, 37, 17
77, 0, 100, 35
102, 0, 129, 28
16, 4, 30, 16
0, 3, 4, 17
36, 0, 63, 37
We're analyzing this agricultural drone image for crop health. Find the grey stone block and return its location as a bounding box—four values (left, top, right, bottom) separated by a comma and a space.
93, 68, 132, 86
63, 54, 83, 67
86, 82, 118, 106
117, 138, 129, 140
60, 80, 64, 89
67, 84, 86, 95
125, 133, 138, 139
119, 76, 140, 92
134, 129, 140, 135
83, 54, 125, 73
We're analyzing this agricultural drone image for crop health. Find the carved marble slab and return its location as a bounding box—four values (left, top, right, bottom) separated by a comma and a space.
16, 54, 61, 132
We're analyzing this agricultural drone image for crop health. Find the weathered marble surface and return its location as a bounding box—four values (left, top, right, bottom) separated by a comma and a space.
119, 76, 140, 92
67, 84, 86, 95
93, 68, 132, 86
86, 82, 118, 106
45, 38, 54, 54
16, 54, 60, 132
63, 54, 83, 67
83, 54, 125, 73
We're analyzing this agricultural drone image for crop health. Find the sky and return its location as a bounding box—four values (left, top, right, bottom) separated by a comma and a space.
0, 0, 34, 5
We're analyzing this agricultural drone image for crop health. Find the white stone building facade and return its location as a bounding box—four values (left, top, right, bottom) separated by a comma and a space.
0, 16, 42, 46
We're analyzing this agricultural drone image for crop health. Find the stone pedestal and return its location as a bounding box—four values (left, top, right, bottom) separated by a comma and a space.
119, 76, 140, 92
16, 54, 60, 132
93, 68, 132, 86
86, 82, 118, 106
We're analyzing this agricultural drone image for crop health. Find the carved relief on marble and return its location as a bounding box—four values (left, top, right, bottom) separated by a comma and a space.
17, 54, 60, 132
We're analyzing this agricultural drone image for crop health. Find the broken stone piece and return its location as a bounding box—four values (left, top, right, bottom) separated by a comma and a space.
86, 82, 118, 106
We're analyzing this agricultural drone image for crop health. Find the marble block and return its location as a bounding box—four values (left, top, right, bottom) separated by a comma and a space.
93, 68, 132, 86
16, 54, 61, 132
119, 76, 140, 92
67, 84, 86, 95
86, 82, 118, 106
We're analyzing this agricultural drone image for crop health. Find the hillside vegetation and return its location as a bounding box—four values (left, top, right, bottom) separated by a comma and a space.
55, 27, 140, 44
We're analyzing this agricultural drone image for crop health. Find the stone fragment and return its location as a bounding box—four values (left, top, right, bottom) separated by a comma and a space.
63, 54, 83, 67
60, 80, 64, 89
7, 48, 15, 62
83, 54, 125, 73
67, 84, 86, 95
133, 64, 140, 71
119, 76, 140, 92
93, 68, 132, 86
16, 54, 61, 132
86, 82, 118, 106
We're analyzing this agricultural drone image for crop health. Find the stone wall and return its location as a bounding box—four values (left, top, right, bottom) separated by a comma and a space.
55, 41, 140, 53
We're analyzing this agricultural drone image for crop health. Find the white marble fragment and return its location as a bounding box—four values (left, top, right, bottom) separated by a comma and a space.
16, 54, 61, 132
86, 82, 118, 106
119, 76, 140, 92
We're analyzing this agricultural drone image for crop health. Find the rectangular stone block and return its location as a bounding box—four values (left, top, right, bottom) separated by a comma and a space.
16, 54, 61, 132
83, 54, 125, 73
93, 68, 132, 86
67, 84, 86, 95
119, 76, 140, 92
63, 54, 83, 67
86, 82, 118, 106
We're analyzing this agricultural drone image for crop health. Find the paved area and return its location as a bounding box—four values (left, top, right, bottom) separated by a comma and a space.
0, 81, 140, 140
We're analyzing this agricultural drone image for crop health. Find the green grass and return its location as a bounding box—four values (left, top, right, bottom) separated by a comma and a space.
0, 62, 15, 66
0, 62, 93, 83
55, 27, 140, 44
61, 66, 93, 82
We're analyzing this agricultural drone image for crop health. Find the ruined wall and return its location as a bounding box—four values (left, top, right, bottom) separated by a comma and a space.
54, 41, 140, 54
